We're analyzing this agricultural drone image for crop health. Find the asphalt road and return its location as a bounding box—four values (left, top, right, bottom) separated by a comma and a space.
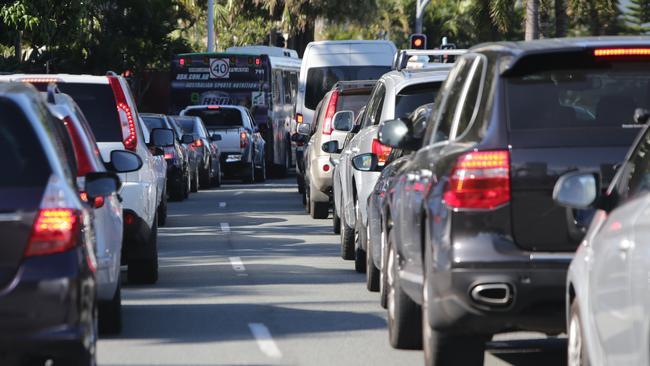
98, 177, 567, 366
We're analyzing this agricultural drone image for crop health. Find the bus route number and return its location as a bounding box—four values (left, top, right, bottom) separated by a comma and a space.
209, 58, 230, 79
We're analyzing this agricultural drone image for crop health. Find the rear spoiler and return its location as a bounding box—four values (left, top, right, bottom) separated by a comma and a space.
392, 49, 468, 71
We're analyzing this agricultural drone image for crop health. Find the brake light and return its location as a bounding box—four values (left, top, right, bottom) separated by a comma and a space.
164, 152, 174, 160
62, 116, 93, 176
594, 48, 650, 57
296, 114, 304, 124
240, 131, 248, 148
25, 208, 80, 257
322, 90, 339, 135
255, 58, 261, 66
79, 192, 105, 208
207, 105, 220, 110
179, 58, 186, 66
20, 77, 60, 84
443, 150, 510, 210
108, 76, 137, 151
372, 139, 392, 166
194, 139, 204, 147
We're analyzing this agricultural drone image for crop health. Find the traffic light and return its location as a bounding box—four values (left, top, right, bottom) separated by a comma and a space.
409, 34, 427, 50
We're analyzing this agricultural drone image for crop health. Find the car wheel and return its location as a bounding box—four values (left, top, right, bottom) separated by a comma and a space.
366, 224, 380, 292
242, 159, 255, 184
379, 225, 389, 308
183, 170, 190, 199
62, 305, 97, 366
340, 208, 355, 260
297, 174, 305, 194
310, 199, 329, 219
170, 181, 184, 201
98, 281, 122, 335
333, 207, 341, 234
157, 188, 167, 226
255, 155, 267, 182
127, 216, 159, 285
199, 165, 211, 189
568, 300, 590, 366
191, 168, 199, 192
354, 204, 367, 273
387, 230, 422, 349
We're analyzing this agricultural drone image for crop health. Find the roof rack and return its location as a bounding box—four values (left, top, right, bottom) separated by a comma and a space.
106, 70, 118, 76
46, 82, 60, 104
392, 49, 468, 72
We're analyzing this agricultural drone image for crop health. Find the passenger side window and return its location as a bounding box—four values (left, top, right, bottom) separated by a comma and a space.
426, 57, 473, 144
616, 131, 650, 202
273, 70, 284, 105
452, 56, 486, 138
283, 71, 295, 104
363, 83, 386, 128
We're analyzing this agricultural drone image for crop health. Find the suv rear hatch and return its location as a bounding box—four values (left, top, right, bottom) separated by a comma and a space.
506, 51, 646, 251
184, 107, 243, 152
0, 98, 51, 287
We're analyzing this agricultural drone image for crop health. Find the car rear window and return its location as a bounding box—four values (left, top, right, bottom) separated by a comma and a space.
177, 119, 196, 134
184, 108, 243, 128
54, 83, 122, 142
305, 66, 391, 110
395, 82, 441, 119
0, 99, 51, 187
142, 116, 167, 131
507, 61, 650, 134
337, 93, 372, 119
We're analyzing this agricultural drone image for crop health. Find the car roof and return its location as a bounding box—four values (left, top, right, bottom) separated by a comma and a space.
183, 105, 247, 113
379, 68, 451, 91
0, 73, 109, 84
332, 80, 378, 93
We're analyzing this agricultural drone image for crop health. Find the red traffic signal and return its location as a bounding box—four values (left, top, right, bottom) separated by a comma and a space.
410, 34, 427, 50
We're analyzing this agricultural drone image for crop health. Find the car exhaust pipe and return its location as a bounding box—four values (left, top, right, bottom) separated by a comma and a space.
470, 283, 512, 306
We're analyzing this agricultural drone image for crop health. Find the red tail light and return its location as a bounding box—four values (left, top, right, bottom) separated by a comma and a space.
372, 139, 392, 166
194, 139, 204, 147
164, 152, 174, 160
240, 131, 248, 148
108, 76, 137, 151
322, 91, 339, 135
594, 48, 650, 57
62, 116, 93, 176
296, 114, 304, 124
25, 208, 80, 257
79, 192, 105, 208
443, 150, 510, 210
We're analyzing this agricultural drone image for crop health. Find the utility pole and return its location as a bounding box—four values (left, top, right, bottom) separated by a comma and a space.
207, 0, 215, 52
415, 0, 431, 34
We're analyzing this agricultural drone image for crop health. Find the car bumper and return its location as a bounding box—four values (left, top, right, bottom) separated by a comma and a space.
0, 250, 94, 358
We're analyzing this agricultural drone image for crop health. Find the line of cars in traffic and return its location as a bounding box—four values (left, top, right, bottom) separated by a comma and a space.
0, 71, 267, 364
295, 37, 650, 366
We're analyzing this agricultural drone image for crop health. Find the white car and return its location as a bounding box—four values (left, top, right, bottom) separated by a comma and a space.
554, 121, 650, 366
139, 116, 168, 226
334, 63, 453, 273
2, 73, 170, 285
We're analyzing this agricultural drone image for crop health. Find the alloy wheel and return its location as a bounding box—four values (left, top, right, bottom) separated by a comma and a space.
568, 309, 584, 366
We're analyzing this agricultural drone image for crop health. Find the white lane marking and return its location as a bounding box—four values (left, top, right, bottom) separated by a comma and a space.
220, 222, 230, 233
234, 191, 243, 196
160, 261, 225, 269
219, 202, 227, 208
248, 323, 282, 359
229, 256, 246, 272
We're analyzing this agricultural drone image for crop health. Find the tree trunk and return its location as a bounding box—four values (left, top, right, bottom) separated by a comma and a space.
14, 31, 22, 64
525, 0, 540, 40
555, 0, 568, 37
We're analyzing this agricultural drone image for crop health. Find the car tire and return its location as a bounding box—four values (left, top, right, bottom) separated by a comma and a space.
387, 230, 422, 349
340, 209, 355, 260
183, 170, 190, 198
310, 199, 329, 219
243, 159, 255, 184
191, 168, 199, 192
98, 281, 122, 335
127, 217, 159, 285
297, 174, 305, 194
170, 182, 184, 201
354, 205, 367, 273
366, 224, 380, 292
255, 156, 267, 182
568, 300, 590, 366
157, 188, 167, 226
199, 164, 211, 189
333, 208, 341, 234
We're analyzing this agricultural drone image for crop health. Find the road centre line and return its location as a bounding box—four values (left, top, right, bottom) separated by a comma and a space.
229, 257, 246, 272
219, 202, 227, 208
220, 222, 230, 232
248, 323, 282, 359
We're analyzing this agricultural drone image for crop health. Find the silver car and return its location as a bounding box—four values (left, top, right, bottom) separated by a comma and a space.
334, 64, 454, 272
554, 116, 650, 366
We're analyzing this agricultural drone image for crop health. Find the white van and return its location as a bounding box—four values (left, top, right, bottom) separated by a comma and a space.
293, 40, 397, 191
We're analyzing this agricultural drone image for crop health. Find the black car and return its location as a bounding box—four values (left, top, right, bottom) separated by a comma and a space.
173, 115, 222, 188
169, 115, 201, 193
361, 103, 433, 294
141, 113, 193, 200
0, 83, 119, 365
377, 37, 649, 364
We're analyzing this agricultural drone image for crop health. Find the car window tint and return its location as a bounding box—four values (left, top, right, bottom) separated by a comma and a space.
337, 93, 371, 119
184, 108, 243, 128
143, 116, 167, 130
0, 99, 51, 187
305, 66, 391, 110
394, 82, 441, 119
363, 83, 386, 128
177, 119, 197, 134
616, 130, 650, 202
453, 57, 486, 138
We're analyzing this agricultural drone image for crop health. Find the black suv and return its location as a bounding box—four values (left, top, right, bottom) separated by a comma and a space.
378, 37, 650, 364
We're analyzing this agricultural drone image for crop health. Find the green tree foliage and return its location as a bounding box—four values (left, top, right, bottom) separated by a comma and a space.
627, 0, 650, 33
568, 0, 625, 35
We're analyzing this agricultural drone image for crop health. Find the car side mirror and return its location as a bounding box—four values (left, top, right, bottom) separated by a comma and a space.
378, 118, 417, 150
553, 172, 599, 209
181, 134, 195, 144
108, 150, 143, 173
634, 108, 650, 124
321, 140, 340, 154
151, 128, 175, 147
333, 110, 354, 132
211, 134, 222, 142
352, 153, 381, 172
84, 172, 121, 205
297, 123, 311, 136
